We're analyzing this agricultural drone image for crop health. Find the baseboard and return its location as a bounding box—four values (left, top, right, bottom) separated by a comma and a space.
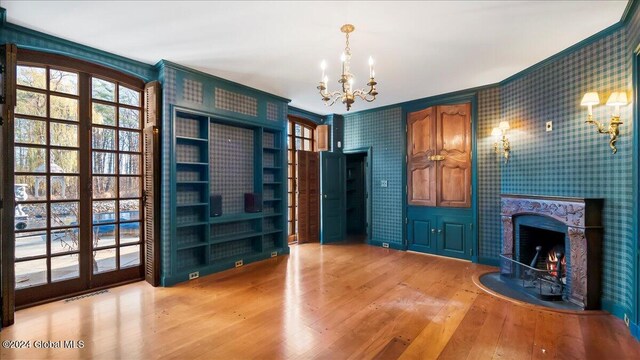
601, 299, 629, 320
367, 239, 406, 251
631, 321, 640, 342
478, 256, 500, 267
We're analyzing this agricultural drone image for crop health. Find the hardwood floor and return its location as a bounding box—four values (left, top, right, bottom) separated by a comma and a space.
2, 242, 639, 359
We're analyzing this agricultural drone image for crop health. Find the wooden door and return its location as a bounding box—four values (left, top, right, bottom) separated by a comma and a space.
436, 104, 471, 208
297, 150, 319, 243
407, 107, 437, 206
320, 151, 345, 244
1, 43, 18, 326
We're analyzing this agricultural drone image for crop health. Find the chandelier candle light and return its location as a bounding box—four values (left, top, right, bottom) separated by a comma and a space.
318, 24, 378, 111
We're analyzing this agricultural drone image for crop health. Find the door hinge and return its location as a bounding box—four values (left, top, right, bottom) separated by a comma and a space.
470, 248, 473, 256
0, 64, 4, 74
0, 199, 3, 209
0, 95, 5, 104
0, 116, 3, 126
405, 217, 408, 225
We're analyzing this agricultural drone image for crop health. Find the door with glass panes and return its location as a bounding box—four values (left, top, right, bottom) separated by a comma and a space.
13, 51, 145, 306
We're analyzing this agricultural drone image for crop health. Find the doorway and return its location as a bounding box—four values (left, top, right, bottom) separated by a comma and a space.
345, 149, 371, 242
11, 50, 146, 308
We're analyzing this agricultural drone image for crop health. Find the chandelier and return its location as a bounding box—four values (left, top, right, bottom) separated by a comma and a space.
317, 24, 378, 111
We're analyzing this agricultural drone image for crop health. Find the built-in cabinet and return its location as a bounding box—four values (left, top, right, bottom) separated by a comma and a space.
406, 103, 473, 259
407, 104, 471, 207
169, 109, 287, 283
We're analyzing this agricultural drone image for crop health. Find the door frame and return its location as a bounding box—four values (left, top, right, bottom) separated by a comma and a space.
403, 93, 479, 262
343, 147, 372, 242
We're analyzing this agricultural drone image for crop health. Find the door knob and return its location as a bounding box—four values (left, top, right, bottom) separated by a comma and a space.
437, 229, 442, 234
431, 229, 436, 233
324, 194, 327, 199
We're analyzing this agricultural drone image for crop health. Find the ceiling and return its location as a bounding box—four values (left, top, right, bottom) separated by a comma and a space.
3, 1, 628, 115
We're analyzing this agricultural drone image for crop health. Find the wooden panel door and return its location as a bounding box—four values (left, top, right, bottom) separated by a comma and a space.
436, 104, 471, 208
407, 107, 437, 206
297, 150, 319, 243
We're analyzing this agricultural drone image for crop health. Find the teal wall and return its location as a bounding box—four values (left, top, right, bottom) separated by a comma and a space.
342, 108, 405, 246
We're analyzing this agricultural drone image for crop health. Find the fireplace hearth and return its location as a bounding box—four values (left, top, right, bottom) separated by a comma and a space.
497, 195, 603, 310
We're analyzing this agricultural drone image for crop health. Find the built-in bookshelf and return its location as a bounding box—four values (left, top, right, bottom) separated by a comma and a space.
168, 109, 287, 284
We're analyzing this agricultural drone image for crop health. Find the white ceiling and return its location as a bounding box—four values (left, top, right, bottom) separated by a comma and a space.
3, 1, 628, 115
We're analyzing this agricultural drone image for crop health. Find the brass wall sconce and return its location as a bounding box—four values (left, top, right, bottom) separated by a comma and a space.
580, 91, 627, 154
492, 121, 511, 163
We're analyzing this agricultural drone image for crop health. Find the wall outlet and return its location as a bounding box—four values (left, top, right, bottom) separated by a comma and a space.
624, 313, 630, 327
235, 260, 243, 268
546, 121, 553, 132
188, 271, 199, 280
382, 242, 390, 248
381, 180, 388, 188
271, 251, 277, 258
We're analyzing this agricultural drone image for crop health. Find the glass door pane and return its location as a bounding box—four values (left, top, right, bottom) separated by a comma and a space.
91, 77, 143, 274
14, 65, 81, 290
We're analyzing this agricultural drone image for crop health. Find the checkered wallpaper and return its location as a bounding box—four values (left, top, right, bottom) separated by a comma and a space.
477, 86, 502, 259
343, 108, 404, 244
477, 28, 634, 311
267, 102, 279, 121
210, 123, 254, 214
182, 79, 204, 104
215, 88, 258, 117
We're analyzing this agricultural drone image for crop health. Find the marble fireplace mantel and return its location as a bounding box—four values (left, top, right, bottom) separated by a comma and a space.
500, 194, 603, 309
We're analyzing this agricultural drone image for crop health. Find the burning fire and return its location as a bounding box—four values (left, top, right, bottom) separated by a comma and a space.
546, 250, 566, 278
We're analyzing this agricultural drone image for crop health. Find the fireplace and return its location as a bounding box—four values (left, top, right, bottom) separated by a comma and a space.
500, 195, 603, 310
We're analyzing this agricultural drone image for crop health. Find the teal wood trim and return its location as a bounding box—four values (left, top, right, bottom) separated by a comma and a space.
631, 321, 640, 341
368, 239, 405, 251
602, 298, 632, 320
402, 108, 408, 249
161, 247, 287, 286
0, 11, 156, 81
0, 7, 6, 24
471, 94, 480, 262
288, 106, 325, 124
621, 0, 639, 24
156, 59, 290, 103
633, 49, 640, 326
478, 256, 500, 267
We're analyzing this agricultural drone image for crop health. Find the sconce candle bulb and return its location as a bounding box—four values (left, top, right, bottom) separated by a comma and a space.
581, 91, 626, 154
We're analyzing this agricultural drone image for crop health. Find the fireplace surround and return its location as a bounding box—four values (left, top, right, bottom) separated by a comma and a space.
500, 194, 603, 309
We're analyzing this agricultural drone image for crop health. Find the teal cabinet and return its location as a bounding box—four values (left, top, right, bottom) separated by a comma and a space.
407, 213, 472, 260
408, 217, 437, 253
437, 216, 472, 260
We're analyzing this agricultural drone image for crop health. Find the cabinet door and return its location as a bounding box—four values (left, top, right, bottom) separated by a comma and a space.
408, 216, 437, 253
407, 107, 437, 206
436, 104, 471, 208
437, 216, 471, 260
320, 151, 345, 244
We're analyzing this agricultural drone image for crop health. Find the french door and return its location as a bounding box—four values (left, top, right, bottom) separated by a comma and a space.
13, 50, 145, 307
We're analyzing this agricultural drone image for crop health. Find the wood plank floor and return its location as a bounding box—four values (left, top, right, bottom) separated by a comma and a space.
2, 242, 639, 359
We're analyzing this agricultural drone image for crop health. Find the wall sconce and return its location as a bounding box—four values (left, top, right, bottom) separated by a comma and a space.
492, 120, 511, 163
581, 91, 627, 154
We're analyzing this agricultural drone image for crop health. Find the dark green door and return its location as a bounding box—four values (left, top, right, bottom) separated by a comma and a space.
437, 216, 472, 260
320, 152, 345, 244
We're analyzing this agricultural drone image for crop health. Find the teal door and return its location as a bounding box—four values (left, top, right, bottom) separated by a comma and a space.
437, 216, 472, 260
320, 152, 345, 244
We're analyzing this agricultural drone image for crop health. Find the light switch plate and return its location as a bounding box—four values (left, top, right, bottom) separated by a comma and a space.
381, 180, 388, 187
546, 121, 553, 132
